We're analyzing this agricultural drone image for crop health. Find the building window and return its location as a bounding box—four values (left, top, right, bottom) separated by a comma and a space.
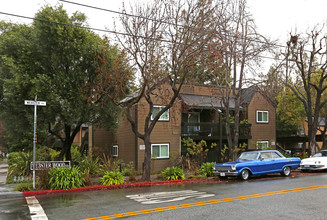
257, 141, 269, 150
112, 145, 118, 157
256, 110, 269, 123
151, 143, 169, 159
298, 142, 303, 149
151, 105, 169, 121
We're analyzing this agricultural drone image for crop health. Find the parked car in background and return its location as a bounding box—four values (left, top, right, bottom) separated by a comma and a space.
213, 150, 301, 180
300, 150, 327, 172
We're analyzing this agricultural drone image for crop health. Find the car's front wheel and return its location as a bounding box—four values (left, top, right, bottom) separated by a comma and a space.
240, 169, 250, 180
281, 166, 291, 176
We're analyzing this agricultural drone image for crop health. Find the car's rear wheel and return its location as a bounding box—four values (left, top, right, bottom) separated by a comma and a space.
281, 166, 291, 176
240, 169, 250, 180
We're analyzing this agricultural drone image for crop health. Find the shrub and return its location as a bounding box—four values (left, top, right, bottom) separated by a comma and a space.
122, 168, 131, 176
83, 169, 93, 186
37, 170, 50, 190
122, 161, 136, 177
101, 171, 125, 186
161, 167, 185, 180
49, 167, 85, 190
71, 144, 83, 165
293, 151, 309, 159
99, 154, 125, 174
15, 183, 33, 192
8, 152, 32, 176
48, 148, 60, 161
200, 162, 215, 177
99, 154, 113, 173
79, 157, 100, 177
36, 146, 51, 161
6, 175, 32, 184
182, 138, 216, 166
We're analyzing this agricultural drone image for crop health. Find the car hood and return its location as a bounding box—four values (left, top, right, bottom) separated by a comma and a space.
215, 160, 256, 166
301, 157, 327, 163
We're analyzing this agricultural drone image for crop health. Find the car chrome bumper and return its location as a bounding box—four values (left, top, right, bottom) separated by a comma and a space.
300, 165, 326, 170
213, 171, 238, 177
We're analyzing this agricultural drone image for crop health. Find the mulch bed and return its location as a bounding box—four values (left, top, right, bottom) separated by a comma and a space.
22, 170, 326, 197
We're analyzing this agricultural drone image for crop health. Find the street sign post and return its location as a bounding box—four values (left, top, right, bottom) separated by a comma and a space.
24, 96, 46, 190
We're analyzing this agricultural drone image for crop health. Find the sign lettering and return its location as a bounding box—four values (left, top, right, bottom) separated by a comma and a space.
30, 161, 71, 170
24, 100, 47, 106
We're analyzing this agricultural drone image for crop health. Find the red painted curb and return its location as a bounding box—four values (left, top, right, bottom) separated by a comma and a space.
22, 178, 219, 196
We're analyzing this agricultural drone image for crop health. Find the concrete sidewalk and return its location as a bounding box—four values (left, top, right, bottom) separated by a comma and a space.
0, 159, 9, 183
0, 159, 22, 198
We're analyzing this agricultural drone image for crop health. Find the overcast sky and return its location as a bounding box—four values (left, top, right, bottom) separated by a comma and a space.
1, 0, 327, 72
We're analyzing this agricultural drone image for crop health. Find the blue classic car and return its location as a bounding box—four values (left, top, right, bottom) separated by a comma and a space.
213, 150, 301, 180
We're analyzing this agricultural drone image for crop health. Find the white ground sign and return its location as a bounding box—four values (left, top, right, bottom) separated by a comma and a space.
126, 190, 215, 204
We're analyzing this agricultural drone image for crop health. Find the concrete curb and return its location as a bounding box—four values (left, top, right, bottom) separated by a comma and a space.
22, 178, 220, 196
0, 191, 23, 199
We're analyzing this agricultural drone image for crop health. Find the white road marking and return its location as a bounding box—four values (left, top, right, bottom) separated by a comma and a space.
127, 190, 215, 204
25, 196, 48, 220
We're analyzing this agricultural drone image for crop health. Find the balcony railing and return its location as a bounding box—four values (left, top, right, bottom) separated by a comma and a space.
181, 122, 252, 139
276, 129, 305, 137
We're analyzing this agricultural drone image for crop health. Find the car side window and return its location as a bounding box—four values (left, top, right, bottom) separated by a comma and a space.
271, 152, 282, 159
261, 152, 271, 160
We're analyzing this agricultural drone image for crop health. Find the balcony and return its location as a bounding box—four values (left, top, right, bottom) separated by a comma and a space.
181, 122, 252, 140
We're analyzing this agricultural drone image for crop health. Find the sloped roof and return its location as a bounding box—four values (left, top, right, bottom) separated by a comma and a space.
241, 86, 276, 108
241, 88, 255, 105
180, 94, 236, 109
120, 90, 140, 104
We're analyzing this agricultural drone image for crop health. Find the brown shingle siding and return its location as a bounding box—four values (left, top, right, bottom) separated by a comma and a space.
108, 83, 276, 170
248, 92, 276, 149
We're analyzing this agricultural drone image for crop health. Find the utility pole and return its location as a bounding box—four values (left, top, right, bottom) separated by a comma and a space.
24, 96, 46, 189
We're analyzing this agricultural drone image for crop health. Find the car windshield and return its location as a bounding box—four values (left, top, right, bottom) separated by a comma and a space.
238, 152, 259, 160
313, 151, 327, 157
313, 153, 322, 157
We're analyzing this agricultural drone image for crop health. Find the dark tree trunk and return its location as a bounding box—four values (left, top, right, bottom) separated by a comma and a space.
142, 135, 152, 181
58, 124, 82, 162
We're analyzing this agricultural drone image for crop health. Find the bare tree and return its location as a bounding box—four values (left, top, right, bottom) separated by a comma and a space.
283, 26, 327, 155
115, 0, 217, 181
210, 0, 272, 159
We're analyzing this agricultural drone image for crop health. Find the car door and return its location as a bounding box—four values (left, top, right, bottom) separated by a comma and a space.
270, 151, 285, 171
257, 152, 274, 173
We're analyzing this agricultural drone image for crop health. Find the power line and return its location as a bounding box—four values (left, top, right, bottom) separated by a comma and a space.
0, 11, 170, 42
59, 0, 160, 24
58, 0, 290, 50
0, 11, 283, 62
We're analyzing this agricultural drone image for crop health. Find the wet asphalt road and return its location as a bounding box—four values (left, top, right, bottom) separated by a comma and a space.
0, 196, 30, 220
2, 174, 327, 220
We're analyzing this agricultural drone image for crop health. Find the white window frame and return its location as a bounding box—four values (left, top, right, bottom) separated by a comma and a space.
256, 141, 269, 150
151, 143, 169, 159
112, 145, 118, 157
151, 105, 169, 121
256, 110, 269, 123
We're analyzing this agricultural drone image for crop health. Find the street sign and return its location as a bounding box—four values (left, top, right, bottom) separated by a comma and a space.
24, 100, 47, 106
30, 161, 71, 170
